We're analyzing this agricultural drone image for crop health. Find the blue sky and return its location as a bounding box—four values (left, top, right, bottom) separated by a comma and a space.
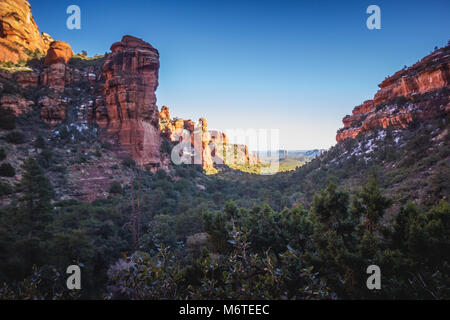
29, 0, 450, 150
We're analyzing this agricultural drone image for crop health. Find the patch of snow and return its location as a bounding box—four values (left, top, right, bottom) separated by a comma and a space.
376, 130, 386, 140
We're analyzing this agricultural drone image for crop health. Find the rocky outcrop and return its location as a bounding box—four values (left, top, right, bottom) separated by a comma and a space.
0, 0, 50, 63
0, 0, 257, 173
41, 63, 66, 93
40, 41, 73, 93
0, 94, 33, 115
158, 105, 259, 170
184, 119, 195, 132
99, 35, 162, 168
353, 100, 374, 115
44, 41, 73, 66
15, 70, 38, 87
374, 46, 450, 105
38, 96, 68, 125
0, 69, 39, 88
337, 44, 450, 143
197, 118, 214, 170
158, 105, 175, 138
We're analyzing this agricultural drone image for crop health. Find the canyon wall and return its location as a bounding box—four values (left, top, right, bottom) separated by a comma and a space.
337, 44, 450, 143
374, 48, 450, 106
0, 0, 52, 63
0, 0, 258, 173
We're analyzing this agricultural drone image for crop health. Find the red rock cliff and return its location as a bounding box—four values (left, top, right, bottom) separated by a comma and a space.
0, 0, 51, 63
158, 106, 259, 170
374, 47, 450, 106
337, 44, 450, 143
99, 35, 161, 167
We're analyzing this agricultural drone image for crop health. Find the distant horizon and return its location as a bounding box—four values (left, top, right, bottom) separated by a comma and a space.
29, 0, 450, 150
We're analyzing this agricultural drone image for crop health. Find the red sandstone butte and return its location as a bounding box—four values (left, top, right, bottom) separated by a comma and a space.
99, 35, 162, 167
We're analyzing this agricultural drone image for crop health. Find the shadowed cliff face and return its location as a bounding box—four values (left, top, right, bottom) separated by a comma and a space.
99, 35, 162, 167
337, 44, 450, 143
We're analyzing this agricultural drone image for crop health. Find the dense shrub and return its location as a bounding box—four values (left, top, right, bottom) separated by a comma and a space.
3, 131, 25, 144
0, 108, 16, 130
160, 138, 173, 155
0, 163, 15, 177
0, 181, 12, 196
109, 181, 123, 194
34, 136, 46, 150
0, 148, 6, 161
122, 157, 136, 168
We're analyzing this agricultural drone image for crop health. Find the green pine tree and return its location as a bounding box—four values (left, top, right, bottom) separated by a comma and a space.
15, 158, 54, 235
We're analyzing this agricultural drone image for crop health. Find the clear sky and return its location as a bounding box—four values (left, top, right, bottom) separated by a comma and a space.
29, 0, 450, 150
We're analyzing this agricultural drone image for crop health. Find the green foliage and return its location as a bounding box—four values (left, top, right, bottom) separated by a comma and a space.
351, 176, 392, 233
0, 108, 16, 130
0, 163, 15, 177
0, 181, 12, 197
108, 230, 331, 300
122, 157, 136, 168
109, 181, 123, 194
15, 158, 54, 216
0, 266, 80, 300
160, 138, 172, 155
38, 149, 53, 168
3, 131, 25, 144
35, 136, 46, 150
68, 54, 106, 69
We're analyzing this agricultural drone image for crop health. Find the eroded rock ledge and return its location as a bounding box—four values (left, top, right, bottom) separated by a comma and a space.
337, 44, 450, 143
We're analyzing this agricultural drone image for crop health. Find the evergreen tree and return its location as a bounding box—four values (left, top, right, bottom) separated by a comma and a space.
0, 107, 16, 130
0, 163, 15, 177
351, 176, 392, 234
34, 136, 46, 150
15, 158, 54, 234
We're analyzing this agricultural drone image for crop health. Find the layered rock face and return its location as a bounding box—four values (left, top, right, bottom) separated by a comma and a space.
41, 40, 74, 91
0, 0, 257, 174
0, 94, 33, 115
39, 41, 76, 124
0, 0, 51, 63
99, 35, 162, 167
38, 96, 68, 125
374, 47, 450, 106
337, 44, 450, 143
